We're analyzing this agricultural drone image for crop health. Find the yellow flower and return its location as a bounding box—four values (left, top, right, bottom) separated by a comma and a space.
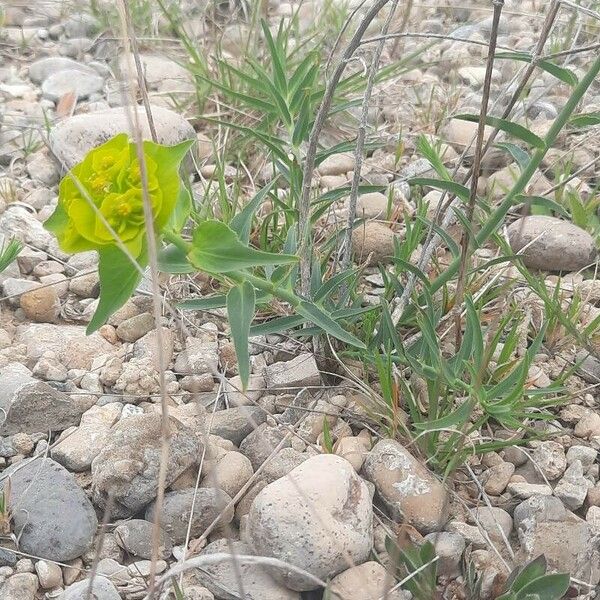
45, 133, 193, 258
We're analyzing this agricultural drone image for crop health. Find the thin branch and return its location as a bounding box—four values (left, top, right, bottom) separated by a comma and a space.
340, 0, 400, 275
298, 0, 391, 297
116, 3, 172, 598
453, 0, 504, 348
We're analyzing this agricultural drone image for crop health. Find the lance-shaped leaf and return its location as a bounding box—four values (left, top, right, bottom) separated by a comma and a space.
227, 281, 256, 389
453, 114, 545, 149
87, 244, 146, 334
188, 220, 297, 273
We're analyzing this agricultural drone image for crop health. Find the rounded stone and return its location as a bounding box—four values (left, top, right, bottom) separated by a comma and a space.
114, 519, 172, 560
507, 216, 596, 272
41, 69, 104, 102
351, 222, 398, 266
248, 454, 373, 591
19, 285, 60, 323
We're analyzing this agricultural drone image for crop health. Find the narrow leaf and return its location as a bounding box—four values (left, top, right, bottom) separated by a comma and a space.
454, 114, 545, 149
410, 177, 470, 202
495, 142, 530, 172
227, 281, 256, 389
495, 51, 578, 86
569, 111, 600, 128
230, 180, 277, 244
296, 300, 366, 348
158, 243, 194, 273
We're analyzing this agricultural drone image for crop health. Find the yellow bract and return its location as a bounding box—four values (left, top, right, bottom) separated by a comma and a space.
45, 133, 190, 259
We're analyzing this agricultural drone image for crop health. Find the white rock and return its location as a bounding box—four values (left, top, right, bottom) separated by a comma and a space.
49, 105, 196, 169
248, 454, 372, 591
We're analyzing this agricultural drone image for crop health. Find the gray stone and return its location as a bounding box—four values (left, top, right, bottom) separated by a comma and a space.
42, 69, 104, 102
211, 406, 267, 445
532, 441, 567, 480
49, 105, 196, 169
114, 519, 172, 559
263, 353, 321, 390
92, 413, 201, 514
59, 576, 120, 600
362, 439, 448, 533
423, 532, 465, 578
577, 351, 600, 384
116, 313, 154, 342
470, 506, 513, 540
196, 539, 300, 600
174, 338, 218, 375
0, 458, 97, 561
52, 403, 122, 471
0, 363, 84, 435
566, 445, 597, 470
514, 495, 599, 585
507, 482, 552, 499
553, 460, 591, 510
0, 206, 54, 252
29, 57, 97, 84
248, 454, 372, 591
508, 216, 596, 272
145, 488, 233, 545
239, 424, 291, 470
0, 573, 38, 600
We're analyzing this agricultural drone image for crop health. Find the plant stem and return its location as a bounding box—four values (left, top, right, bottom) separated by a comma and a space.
453, 0, 504, 348
163, 230, 190, 254
428, 52, 600, 298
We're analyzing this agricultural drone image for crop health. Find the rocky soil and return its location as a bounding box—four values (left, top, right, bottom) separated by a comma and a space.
0, 0, 600, 599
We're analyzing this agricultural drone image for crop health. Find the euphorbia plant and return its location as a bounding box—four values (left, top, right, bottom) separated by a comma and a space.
45, 133, 365, 388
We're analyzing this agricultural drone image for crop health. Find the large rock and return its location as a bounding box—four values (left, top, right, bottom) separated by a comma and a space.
514, 495, 600, 585
59, 576, 120, 600
92, 413, 201, 514
15, 323, 113, 370
196, 539, 300, 600
507, 216, 596, 272
145, 488, 233, 544
0, 458, 97, 561
52, 403, 122, 471
248, 454, 373, 591
0, 363, 84, 435
49, 105, 196, 169
362, 439, 448, 533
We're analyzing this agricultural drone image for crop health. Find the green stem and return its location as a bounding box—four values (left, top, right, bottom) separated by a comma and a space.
429, 53, 600, 296
163, 230, 191, 255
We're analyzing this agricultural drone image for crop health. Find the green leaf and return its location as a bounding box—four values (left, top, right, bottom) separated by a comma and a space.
261, 19, 287, 97
495, 142, 530, 171
188, 220, 298, 273
454, 114, 545, 149
179, 295, 228, 310
249, 314, 305, 336
230, 180, 277, 244
0, 239, 21, 274
296, 300, 366, 348
167, 186, 192, 234
507, 556, 547, 593
322, 416, 333, 452
413, 399, 474, 432
495, 51, 578, 86
410, 177, 470, 202
158, 243, 194, 273
515, 574, 570, 600
87, 245, 146, 334
227, 281, 256, 389
417, 135, 452, 180
569, 111, 600, 128
515, 195, 569, 218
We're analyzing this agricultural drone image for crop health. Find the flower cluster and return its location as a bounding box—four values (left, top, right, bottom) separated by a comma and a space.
45, 133, 191, 258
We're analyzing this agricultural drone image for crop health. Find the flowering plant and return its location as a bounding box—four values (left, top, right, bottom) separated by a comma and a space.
45, 133, 364, 389
45, 133, 193, 333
